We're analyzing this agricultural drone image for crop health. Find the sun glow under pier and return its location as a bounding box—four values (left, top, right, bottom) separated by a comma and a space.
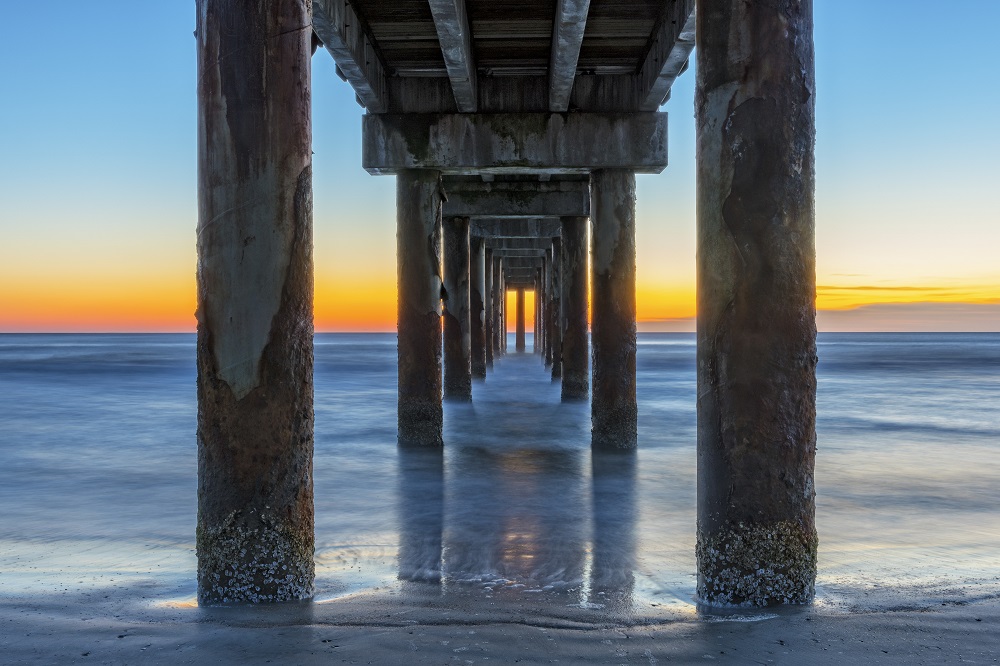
196, 0, 818, 608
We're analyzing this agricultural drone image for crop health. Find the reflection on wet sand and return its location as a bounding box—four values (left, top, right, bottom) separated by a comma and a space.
397, 447, 444, 583
397, 444, 638, 611
590, 451, 637, 613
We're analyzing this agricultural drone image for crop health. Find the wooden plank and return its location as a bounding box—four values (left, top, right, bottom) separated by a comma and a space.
548, 0, 591, 112
428, 0, 477, 112
313, 0, 388, 112
636, 0, 696, 111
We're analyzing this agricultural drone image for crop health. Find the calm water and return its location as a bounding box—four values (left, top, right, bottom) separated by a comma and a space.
0, 333, 998, 620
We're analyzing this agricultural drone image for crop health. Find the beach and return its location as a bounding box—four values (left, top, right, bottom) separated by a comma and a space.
3, 591, 999, 664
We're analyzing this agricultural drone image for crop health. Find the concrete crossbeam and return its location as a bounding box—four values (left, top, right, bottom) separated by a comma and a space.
637, 0, 696, 111
470, 219, 561, 238
491, 249, 547, 258
485, 237, 554, 250
428, 0, 477, 112
313, 0, 388, 113
503, 257, 544, 269
363, 113, 667, 175
442, 180, 590, 218
549, 0, 591, 112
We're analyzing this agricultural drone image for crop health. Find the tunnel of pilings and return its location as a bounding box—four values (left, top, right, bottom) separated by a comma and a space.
195, 0, 817, 608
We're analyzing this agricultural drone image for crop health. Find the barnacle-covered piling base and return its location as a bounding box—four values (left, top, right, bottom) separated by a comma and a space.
197, 512, 315, 604
696, 521, 817, 606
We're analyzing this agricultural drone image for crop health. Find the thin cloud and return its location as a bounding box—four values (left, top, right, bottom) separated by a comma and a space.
817, 285, 951, 292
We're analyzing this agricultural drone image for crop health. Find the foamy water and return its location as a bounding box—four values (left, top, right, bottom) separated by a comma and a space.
0, 332, 998, 622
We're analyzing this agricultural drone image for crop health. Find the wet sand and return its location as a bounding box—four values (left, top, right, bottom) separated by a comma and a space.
3, 592, 998, 664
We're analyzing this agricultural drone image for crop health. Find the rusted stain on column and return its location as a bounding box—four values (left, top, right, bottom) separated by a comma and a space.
561, 216, 588, 400
195, 0, 315, 604
695, 0, 818, 606
550, 237, 562, 379
397, 170, 444, 445
470, 237, 487, 378
591, 169, 637, 449
484, 248, 494, 369
515, 287, 526, 352
443, 216, 472, 400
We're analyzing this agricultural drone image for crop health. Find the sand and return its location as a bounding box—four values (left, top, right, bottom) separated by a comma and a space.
3, 590, 998, 665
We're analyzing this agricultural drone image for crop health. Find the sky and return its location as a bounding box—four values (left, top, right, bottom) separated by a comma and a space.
0, 1, 998, 333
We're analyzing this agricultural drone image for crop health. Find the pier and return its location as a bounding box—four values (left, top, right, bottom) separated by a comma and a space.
196, 0, 817, 607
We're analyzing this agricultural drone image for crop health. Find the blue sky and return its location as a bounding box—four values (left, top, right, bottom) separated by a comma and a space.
1, 1, 998, 331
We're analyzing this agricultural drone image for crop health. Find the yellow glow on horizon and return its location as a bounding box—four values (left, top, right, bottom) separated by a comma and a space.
0, 275, 195, 332
1, 272, 996, 332
816, 280, 1000, 311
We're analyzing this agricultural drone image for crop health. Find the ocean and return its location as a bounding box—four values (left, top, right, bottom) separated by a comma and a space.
1, 332, 998, 622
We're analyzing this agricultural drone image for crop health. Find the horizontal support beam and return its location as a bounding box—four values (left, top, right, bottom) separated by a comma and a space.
363, 113, 667, 175
485, 237, 554, 250
428, 0, 477, 112
492, 248, 547, 258
442, 179, 589, 217
471, 219, 561, 238
503, 257, 544, 269
549, 0, 591, 112
313, 0, 388, 113
637, 0, 696, 111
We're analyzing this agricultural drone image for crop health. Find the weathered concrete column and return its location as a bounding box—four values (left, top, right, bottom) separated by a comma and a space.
397, 170, 444, 445
537, 265, 545, 356
696, 0, 818, 606
195, 0, 315, 604
443, 216, 472, 400
550, 237, 562, 379
591, 169, 637, 449
561, 216, 589, 400
501, 272, 508, 354
491, 256, 503, 358
515, 287, 526, 352
484, 248, 494, 369
544, 248, 554, 367
533, 272, 540, 354
470, 237, 487, 379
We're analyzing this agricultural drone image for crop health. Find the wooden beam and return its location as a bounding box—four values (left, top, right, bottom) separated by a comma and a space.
312, 0, 388, 113
637, 0, 696, 111
428, 0, 478, 112
548, 0, 591, 112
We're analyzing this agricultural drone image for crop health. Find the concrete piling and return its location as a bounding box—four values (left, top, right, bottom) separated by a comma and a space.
492, 256, 503, 359
397, 170, 445, 445
195, 0, 315, 604
443, 216, 472, 400
560, 216, 589, 400
470, 237, 487, 379
591, 169, 638, 449
515, 287, 526, 352
550, 237, 562, 380
544, 248, 554, 367
695, 0, 818, 606
484, 247, 494, 370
